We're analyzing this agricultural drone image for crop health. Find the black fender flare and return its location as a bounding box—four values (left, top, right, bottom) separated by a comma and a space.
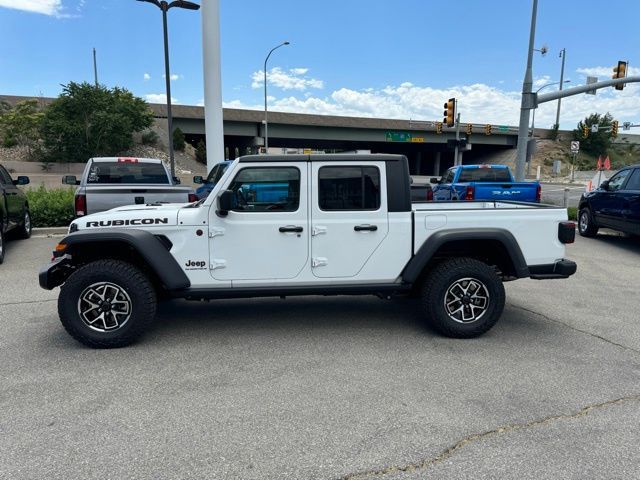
401, 228, 530, 283
53, 228, 190, 290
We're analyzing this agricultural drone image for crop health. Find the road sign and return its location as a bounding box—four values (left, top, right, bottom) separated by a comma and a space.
570, 141, 580, 154
385, 131, 412, 142
411, 136, 425, 143
498, 125, 509, 133
591, 124, 599, 133
623, 122, 632, 131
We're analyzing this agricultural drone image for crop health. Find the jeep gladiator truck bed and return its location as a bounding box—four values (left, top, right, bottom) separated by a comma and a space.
40, 154, 576, 348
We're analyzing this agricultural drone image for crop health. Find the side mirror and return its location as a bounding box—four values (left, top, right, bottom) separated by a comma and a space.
193, 175, 204, 184
173, 176, 181, 184
14, 176, 30, 186
430, 177, 440, 184
216, 190, 235, 216
600, 180, 609, 191
63, 175, 79, 185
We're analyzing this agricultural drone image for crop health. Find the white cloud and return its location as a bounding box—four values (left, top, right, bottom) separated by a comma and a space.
226, 69, 640, 129
143, 73, 151, 81
533, 75, 552, 88
251, 67, 324, 91
145, 93, 179, 104
162, 73, 182, 81
0, 0, 63, 16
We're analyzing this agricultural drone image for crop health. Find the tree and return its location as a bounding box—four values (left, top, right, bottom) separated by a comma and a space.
195, 140, 207, 164
0, 100, 44, 156
40, 82, 153, 163
173, 127, 186, 151
572, 113, 614, 157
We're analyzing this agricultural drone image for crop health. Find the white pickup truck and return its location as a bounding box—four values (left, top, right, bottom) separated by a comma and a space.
40, 154, 576, 348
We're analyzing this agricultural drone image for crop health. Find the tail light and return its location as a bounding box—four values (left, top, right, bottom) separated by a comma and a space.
188, 193, 198, 203
465, 186, 475, 200
75, 194, 86, 216
558, 222, 576, 244
427, 188, 434, 201
536, 184, 542, 203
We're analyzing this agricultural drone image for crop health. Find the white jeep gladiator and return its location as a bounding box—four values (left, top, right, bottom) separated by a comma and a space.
40, 154, 577, 348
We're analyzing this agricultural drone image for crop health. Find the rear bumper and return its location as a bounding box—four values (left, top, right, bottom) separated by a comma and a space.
39, 255, 74, 290
528, 259, 577, 280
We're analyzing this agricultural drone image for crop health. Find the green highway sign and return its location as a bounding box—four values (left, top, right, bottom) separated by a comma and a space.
498, 125, 509, 133
385, 131, 412, 142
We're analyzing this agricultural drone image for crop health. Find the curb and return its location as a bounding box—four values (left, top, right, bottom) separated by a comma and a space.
33, 227, 68, 236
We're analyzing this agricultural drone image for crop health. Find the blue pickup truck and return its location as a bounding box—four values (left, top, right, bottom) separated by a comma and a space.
431, 165, 541, 203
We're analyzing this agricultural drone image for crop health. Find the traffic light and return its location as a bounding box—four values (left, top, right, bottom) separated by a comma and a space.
484, 124, 492, 135
436, 122, 443, 134
466, 123, 473, 135
443, 98, 456, 127
612, 61, 627, 90
612, 120, 619, 138
582, 125, 589, 138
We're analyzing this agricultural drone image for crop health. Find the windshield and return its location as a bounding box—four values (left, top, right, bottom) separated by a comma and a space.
458, 168, 512, 183
86, 162, 169, 184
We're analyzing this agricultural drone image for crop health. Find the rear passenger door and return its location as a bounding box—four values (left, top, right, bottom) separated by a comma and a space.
310, 162, 389, 278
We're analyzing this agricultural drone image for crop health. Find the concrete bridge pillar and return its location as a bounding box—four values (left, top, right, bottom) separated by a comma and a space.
433, 152, 441, 176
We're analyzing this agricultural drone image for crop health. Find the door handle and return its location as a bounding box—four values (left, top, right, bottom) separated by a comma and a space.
279, 225, 303, 233
354, 224, 378, 232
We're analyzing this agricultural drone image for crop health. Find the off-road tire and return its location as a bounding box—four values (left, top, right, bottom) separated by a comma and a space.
421, 257, 505, 338
58, 260, 157, 348
578, 208, 598, 237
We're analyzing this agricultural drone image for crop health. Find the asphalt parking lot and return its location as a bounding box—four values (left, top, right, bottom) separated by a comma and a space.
1, 232, 639, 479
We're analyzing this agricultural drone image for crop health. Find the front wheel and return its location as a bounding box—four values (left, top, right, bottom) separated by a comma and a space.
16, 210, 32, 239
58, 260, 157, 348
421, 258, 505, 338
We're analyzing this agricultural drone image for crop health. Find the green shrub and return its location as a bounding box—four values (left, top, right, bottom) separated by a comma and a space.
567, 207, 577, 221
26, 185, 75, 227
195, 139, 207, 164
2, 132, 17, 148
173, 127, 185, 151
141, 130, 159, 146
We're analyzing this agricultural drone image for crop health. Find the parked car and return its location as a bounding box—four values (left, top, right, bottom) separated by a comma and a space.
578, 164, 640, 237
431, 164, 541, 203
0, 164, 31, 264
64, 157, 197, 217
193, 160, 232, 200
410, 182, 434, 202
40, 154, 576, 348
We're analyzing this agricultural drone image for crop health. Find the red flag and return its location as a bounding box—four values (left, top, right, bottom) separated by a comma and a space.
596, 156, 603, 170
604, 156, 611, 170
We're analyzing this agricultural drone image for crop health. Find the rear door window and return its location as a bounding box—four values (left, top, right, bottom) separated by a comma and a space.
86, 162, 169, 184
318, 166, 380, 211
458, 168, 512, 183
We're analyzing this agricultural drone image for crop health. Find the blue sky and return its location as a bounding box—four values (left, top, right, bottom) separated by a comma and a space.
1, 0, 639, 129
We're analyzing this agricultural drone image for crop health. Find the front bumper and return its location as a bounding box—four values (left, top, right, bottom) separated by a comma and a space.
39, 255, 74, 290
528, 259, 577, 280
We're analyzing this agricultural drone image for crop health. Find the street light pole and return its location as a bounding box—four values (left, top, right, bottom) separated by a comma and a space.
263, 41, 290, 152
137, 0, 200, 178
514, 0, 538, 182
555, 48, 566, 131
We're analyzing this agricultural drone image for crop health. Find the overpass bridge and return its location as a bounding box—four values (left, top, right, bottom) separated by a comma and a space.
1, 95, 518, 175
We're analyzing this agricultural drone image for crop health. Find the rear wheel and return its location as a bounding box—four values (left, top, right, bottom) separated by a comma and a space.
0, 227, 5, 264
578, 208, 598, 237
421, 257, 505, 338
58, 260, 157, 348
16, 210, 32, 239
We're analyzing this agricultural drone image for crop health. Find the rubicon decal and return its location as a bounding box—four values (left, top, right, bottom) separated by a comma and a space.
85, 218, 169, 227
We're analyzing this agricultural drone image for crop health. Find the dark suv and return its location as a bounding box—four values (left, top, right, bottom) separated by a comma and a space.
578, 165, 640, 237
0, 164, 31, 264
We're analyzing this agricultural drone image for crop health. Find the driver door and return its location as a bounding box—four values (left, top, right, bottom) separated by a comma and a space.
209, 163, 309, 282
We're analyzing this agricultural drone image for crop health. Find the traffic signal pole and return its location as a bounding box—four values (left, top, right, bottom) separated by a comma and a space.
514, 75, 640, 180
454, 112, 461, 166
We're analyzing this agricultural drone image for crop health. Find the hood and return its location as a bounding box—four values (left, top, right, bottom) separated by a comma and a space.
70, 204, 183, 232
